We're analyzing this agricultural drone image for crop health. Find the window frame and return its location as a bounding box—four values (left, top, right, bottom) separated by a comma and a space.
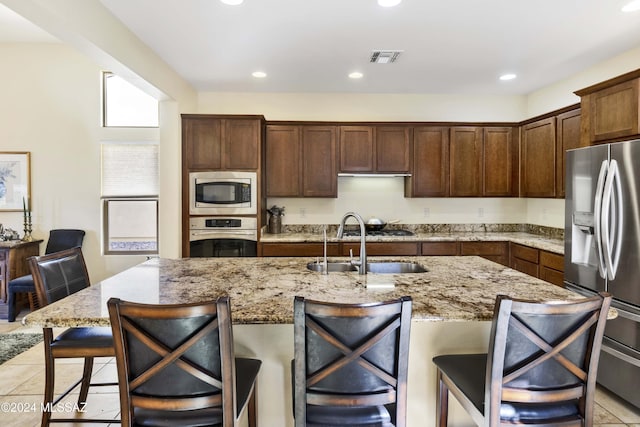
102, 197, 159, 256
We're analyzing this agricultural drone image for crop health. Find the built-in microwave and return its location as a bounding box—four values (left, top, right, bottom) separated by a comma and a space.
189, 171, 257, 215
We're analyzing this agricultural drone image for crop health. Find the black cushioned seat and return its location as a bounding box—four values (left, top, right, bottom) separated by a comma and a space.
30, 247, 116, 426
7, 228, 85, 322
293, 296, 412, 427
107, 296, 261, 427
432, 293, 612, 427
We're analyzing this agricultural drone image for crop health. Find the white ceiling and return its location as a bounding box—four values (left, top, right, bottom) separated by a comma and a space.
2, 1, 640, 95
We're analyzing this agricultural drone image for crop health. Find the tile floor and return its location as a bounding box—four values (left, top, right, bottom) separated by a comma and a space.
2, 314, 640, 427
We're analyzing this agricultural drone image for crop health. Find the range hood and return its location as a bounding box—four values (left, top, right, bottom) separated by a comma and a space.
338, 173, 411, 177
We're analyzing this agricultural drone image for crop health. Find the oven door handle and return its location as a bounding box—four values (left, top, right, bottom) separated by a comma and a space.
190, 230, 257, 241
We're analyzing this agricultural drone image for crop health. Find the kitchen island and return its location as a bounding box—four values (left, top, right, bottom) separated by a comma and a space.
24, 256, 579, 427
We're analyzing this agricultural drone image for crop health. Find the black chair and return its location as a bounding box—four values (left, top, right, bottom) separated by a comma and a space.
107, 296, 262, 427
432, 292, 612, 427
7, 228, 85, 322
293, 296, 412, 427
30, 247, 116, 426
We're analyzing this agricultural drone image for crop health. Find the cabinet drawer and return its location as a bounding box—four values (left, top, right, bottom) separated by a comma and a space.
511, 243, 539, 263
540, 266, 564, 287
460, 241, 508, 256
343, 242, 419, 256
260, 243, 340, 257
539, 251, 563, 272
511, 258, 539, 278
421, 242, 459, 256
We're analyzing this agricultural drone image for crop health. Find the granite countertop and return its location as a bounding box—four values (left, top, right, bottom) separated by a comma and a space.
260, 230, 564, 254
23, 255, 579, 328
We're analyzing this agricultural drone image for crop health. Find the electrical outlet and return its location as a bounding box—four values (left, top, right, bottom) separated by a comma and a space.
478, 208, 484, 218
300, 207, 306, 218
423, 207, 430, 218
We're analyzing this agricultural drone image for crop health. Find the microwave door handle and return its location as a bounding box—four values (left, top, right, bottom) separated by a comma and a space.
594, 160, 608, 279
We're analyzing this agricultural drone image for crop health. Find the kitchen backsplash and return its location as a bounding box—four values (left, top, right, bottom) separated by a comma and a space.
277, 223, 564, 240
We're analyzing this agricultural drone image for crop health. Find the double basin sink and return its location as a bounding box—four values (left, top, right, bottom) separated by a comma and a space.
307, 261, 427, 274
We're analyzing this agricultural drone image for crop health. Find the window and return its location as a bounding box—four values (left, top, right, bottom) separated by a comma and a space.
102, 72, 159, 127
102, 143, 159, 255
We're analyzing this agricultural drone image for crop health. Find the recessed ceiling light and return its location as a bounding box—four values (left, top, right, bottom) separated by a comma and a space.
252, 71, 267, 78
378, 0, 402, 7
499, 73, 517, 81
349, 72, 363, 79
622, 0, 640, 12
220, 0, 243, 5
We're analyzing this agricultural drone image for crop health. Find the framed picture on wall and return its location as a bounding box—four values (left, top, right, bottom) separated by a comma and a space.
0, 152, 31, 211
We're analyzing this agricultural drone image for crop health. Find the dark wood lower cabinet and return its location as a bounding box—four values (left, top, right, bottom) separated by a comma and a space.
460, 241, 509, 267
342, 242, 419, 256
421, 242, 459, 255
510, 243, 564, 287
539, 250, 564, 287
259, 243, 340, 257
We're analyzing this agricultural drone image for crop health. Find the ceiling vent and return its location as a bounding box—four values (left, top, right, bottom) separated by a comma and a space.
370, 50, 402, 63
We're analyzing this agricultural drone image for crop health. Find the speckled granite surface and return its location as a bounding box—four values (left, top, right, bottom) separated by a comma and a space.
261, 226, 565, 254
23, 256, 579, 328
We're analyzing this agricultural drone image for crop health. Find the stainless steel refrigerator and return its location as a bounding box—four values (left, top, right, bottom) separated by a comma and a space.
565, 139, 640, 408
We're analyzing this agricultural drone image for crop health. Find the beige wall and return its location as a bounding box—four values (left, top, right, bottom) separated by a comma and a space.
0, 43, 148, 281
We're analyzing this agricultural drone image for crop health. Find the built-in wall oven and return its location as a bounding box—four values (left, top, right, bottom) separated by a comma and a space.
189, 217, 257, 257
189, 171, 257, 215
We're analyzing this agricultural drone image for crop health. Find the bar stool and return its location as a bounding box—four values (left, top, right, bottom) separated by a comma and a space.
432, 292, 612, 427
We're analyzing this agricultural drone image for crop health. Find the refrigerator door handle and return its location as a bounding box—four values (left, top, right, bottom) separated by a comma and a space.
594, 160, 609, 279
601, 159, 623, 280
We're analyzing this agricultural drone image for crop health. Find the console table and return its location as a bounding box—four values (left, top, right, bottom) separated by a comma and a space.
0, 240, 42, 319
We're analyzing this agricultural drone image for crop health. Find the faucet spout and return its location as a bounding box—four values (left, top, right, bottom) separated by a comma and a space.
337, 212, 367, 275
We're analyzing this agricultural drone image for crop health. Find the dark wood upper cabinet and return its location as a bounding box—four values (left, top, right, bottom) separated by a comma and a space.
521, 117, 557, 198
575, 70, 640, 145
182, 115, 261, 171
483, 127, 517, 197
223, 119, 260, 170
265, 125, 301, 197
375, 126, 411, 172
556, 108, 583, 198
183, 116, 223, 170
302, 126, 337, 197
339, 126, 374, 172
450, 127, 483, 197
339, 125, 410, 173
406, 126, 450, 197
265, 125, 337, 197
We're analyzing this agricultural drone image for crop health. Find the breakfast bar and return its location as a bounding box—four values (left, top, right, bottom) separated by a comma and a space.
24, 256, 580, 427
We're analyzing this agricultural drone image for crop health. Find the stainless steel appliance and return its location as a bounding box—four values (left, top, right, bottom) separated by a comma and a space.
189, 217, 257, 257
189, 171, 257, 215
565, 139, 640, 408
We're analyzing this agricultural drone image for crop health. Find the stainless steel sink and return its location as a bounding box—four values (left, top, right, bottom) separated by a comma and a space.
366, 262, 428, 274
307, 261, 427, 274
306, 261, 358, 273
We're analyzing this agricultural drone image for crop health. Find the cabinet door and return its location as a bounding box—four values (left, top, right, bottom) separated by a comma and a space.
183, 117, 222, 169
339, 126, 374, 172
556, 109, 582, 198
450, 127, 482, 196
521, 117, 556, 197
421, 241, 459, 255
302, 126, 337, 197
483, 127, 515, 197
223, 119, 260, 170
375, 126, 410, 172
460, 241, 509, 266
407, 127, 449, 197
266, 125, 301, 197
589, 79, 639, 142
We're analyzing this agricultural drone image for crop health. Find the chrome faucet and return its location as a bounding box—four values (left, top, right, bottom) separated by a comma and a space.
337, 212, 367, 275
